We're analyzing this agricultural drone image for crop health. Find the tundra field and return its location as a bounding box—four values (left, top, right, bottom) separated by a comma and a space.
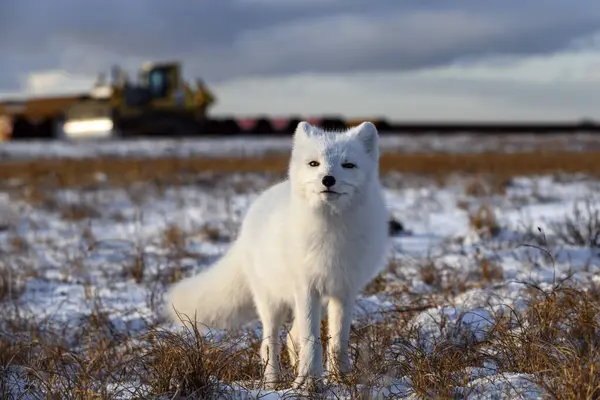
1, 134, 600, 399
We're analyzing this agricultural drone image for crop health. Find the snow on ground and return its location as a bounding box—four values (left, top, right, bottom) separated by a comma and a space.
1, 170, 599, 399
2, 131, 600, 160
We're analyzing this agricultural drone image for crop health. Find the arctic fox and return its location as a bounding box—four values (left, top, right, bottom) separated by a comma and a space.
165, 121, 390, 390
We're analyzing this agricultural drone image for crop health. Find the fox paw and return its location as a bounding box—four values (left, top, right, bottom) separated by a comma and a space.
262, 372, 282, 391
293, 375, 326, 393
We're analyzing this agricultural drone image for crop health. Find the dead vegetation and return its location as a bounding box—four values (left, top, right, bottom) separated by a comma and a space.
549, 198, 600, 248
468, 204, 502, 239
3, 261, 597, 399
1, 149, 600, 398
2, 150, 600, 191
0, 263, 25, 302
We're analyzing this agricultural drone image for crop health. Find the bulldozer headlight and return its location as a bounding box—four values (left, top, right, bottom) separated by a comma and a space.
63, 118, 114, 137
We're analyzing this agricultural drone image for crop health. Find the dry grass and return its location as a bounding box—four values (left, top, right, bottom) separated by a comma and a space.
2, 149, 600, 398
6, 271, 598, 399
549, 198, 600, 248
0, 264, 25, 302
348, 267, 600, 399
2, 150, 600, 191
469, 204, 502, 238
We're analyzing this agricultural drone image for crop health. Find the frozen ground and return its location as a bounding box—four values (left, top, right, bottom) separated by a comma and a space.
2, 132, 600, 160
1, 170, 599, 399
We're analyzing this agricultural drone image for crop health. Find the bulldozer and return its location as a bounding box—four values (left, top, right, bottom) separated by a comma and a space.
0, 61, 216, 140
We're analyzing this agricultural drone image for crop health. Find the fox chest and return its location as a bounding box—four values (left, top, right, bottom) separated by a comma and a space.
291, 228, 374, 293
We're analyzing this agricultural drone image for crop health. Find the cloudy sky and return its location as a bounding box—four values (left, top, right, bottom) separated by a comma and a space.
2, 0, 600, 121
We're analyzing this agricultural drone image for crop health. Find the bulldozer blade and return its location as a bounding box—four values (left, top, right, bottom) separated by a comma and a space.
60, 100, 116, 139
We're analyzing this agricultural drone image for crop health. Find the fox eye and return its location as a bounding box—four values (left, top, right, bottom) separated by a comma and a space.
308, 161, 320, 167
342, 162, 356, 169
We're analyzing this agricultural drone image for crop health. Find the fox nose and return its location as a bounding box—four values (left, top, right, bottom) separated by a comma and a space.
322, 175, 336, 188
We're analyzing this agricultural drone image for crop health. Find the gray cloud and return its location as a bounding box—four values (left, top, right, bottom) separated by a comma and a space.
1, 0, 600, 91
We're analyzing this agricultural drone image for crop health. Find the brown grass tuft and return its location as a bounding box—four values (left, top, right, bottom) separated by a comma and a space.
549, 198, 600, 248
0, 264, 25, 302
469, 204, 501, 238
491, 284, 600, 399
59, 203, 101, 222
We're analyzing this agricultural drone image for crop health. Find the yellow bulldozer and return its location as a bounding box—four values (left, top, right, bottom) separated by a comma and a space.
0, 61, 216, 140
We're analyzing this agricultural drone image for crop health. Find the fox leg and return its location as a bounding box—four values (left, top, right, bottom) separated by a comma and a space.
326, 296, 353, 378
292, 287, 324, 391
255, 298, 286, 389
287, 301, 327, 372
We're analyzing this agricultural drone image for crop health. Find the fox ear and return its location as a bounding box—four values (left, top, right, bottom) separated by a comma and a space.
293, 121, 313, 141
349, 121, 379, 156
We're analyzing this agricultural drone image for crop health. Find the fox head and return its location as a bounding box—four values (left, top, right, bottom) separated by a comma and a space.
288, 121, 380, 213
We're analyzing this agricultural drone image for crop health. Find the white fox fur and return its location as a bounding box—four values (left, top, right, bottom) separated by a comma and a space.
164, 121, 390, 390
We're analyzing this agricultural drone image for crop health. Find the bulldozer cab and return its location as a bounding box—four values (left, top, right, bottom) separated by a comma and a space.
140, 63, 175, 99
114, 62, 183, 110
111, 61, 215, 117
137, 62, 182, 106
